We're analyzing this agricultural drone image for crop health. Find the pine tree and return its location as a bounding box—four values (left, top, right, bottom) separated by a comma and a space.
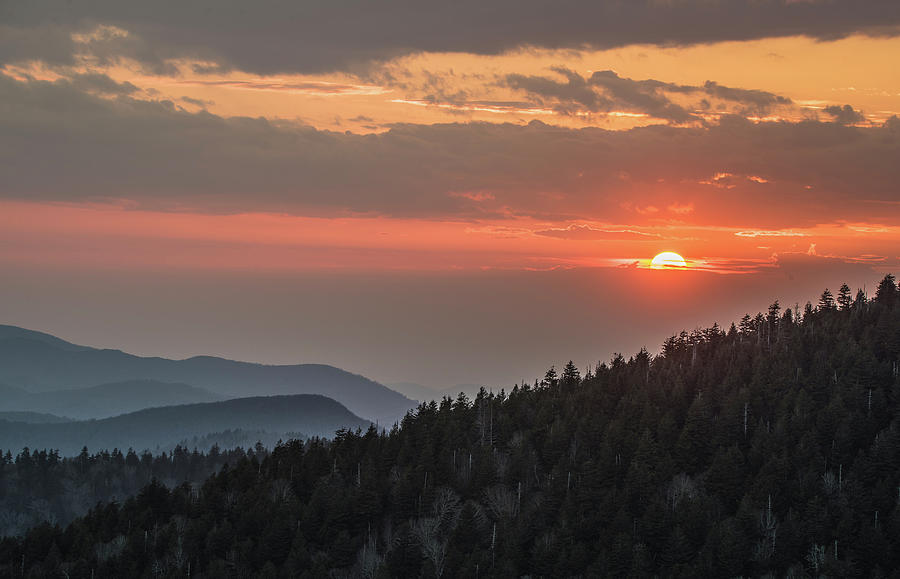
818, 288, 836, 311
837, 283, 852, 310
542, 366, 559, 388
875, 273, 897, 304
561, 361, 580, 387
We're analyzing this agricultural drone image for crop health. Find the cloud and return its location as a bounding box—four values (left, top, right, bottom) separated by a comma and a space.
390, 98, 554, 116
668, 203, 695, 215
505, 68, 792, 123
696, 251, 890, 280
68, 72, 139, 96
824, 104, 866, 124
0, 23, 79, 68
771, 251, 888, 285
700, 172, 775, 188
180, 95, 213, 108
506, 68, 690, 122
534, 224, 660, 240
174, 78, 389, 96
700, 81, 792, 111
1, 73, 898, 229
1, 1, 899, 74
734, 230, 807, 238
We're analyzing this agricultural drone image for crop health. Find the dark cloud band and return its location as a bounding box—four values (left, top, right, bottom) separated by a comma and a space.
2, 0, 900, 73
1, 73, 898, 229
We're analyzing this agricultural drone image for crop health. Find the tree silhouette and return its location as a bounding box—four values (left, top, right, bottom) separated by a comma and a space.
818, 288, 836, 311
560, 361, 580, 387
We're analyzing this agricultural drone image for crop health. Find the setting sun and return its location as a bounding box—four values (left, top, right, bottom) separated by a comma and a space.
650, 252, 687, 269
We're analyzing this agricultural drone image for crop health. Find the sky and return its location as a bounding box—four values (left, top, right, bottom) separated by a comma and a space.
1, 1, 899, 391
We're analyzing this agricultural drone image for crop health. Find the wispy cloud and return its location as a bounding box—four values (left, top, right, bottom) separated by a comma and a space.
175, 78, 389, 96
534, 224, 660, 241
505, 68, 792, 123
735, 230, 807, 238
390, 98, 553, 116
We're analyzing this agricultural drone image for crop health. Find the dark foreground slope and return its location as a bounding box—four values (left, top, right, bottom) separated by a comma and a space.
3, 276, 900, 577
0, 395, 370, 456
0, 326, 415, 423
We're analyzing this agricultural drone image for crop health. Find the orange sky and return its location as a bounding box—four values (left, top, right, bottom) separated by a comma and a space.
2, 35, 898, 275
1, 6, 899, 388
1, 199, 897, 277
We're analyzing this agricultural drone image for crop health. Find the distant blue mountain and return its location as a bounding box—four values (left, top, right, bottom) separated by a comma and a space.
0, 325, 90, 352
0, 325, 416, 423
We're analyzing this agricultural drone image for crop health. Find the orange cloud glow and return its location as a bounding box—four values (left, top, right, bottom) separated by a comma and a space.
1, 202, 897, 276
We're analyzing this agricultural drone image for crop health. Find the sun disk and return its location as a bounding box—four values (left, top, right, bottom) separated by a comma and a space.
650, 252, 687, 269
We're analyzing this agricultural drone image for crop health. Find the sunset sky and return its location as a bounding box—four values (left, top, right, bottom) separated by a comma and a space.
2, 1, 899, 390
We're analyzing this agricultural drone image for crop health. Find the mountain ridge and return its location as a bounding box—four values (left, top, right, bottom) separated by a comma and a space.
0, 326, 416, 423
0, 394, 370, 455
0, 379, 224, 420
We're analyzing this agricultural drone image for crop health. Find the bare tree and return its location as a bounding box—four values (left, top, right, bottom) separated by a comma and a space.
353, 532, 382, 579
806, 543, 826, 576
411, 488, 462, 578
667, 473, 698, 512
484, 484, 518, 520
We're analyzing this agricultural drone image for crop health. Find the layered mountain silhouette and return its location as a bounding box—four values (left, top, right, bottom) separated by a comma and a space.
0, 379, 223, 420
0, 325, 415, 423
0, 411, 72, 424
0, 394, 370, 455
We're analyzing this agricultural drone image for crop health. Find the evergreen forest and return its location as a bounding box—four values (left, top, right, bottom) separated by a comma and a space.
2, 275, 900, 578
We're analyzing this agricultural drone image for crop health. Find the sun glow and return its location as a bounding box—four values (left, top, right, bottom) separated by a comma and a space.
650, 252, 687, 269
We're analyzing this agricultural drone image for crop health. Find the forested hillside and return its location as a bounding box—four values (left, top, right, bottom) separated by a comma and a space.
0, 446, 253, 537
2, 276, 899, 578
